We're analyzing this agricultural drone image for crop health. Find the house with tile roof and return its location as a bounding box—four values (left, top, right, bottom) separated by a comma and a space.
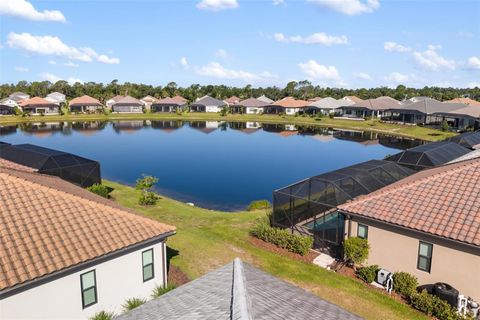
140, 95, 158, 111
232, 97, 270, 114
0, 166, 176, 319
8, 92, 30, 103
45, 92, 66, 105
112, 96, 144, 113
266, 97, 309, 115
445, 97, 480, 106
106, 95, 124, 109
116, 258, 361, 320
69, 95, 104, 113
190, 95, 226, 113
19, 97, 60, 115
151, 97, 186, 113
340, 96, 402, 119
224, 96, 240, 106
337, 158, 480, 300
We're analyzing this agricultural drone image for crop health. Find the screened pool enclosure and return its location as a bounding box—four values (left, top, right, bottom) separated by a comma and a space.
0, 143, 101, 187
272, 160, 414, 256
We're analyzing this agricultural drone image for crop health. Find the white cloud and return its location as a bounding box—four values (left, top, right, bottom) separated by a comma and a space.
413, 45, 455, 71
7, 32, 120, 64
41, 72, 83, 85
298, 60, 343, 86
194, 62, 275, 83
354, 72, 372, 80
64, 61, 79, 68
274, 32, 348, 46
180, 57, 189, 69
14, 66, 29, 72
272, 0, 284, 5
384, 41, 411, 53
215, 49, 228, 60
467, 56, 480, 70
384, 72, 410, 84
467, 82, 480, 88
48, 60, 56, 65
0, 0, 65, 22
307, 0, 380, 15
196, 0, 238, 11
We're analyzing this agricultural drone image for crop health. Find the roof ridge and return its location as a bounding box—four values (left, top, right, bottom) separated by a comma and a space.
340, 159, 480, 209
231, 258, 252, 320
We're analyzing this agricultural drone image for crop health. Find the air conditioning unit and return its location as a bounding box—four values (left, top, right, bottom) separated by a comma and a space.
377, 268, 392, 285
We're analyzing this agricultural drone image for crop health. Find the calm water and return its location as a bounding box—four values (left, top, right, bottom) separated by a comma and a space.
0, 120, 423, 210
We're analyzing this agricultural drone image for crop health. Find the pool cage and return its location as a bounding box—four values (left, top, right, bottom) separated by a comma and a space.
448, 131, 480, 150
385, 141, 470, 171
272, 160, 414, 256
0, 143, 101, 187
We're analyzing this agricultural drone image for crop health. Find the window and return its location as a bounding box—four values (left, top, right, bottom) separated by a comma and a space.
417, 241, 433, 272
357, 224, 368, 239
80, 270, 97, 308
142, 249, 154, 282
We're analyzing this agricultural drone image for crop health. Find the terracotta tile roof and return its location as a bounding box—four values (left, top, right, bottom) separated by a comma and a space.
114, 95, 143, 106
69, 95, 102, 107
140, 95, 157, 103
224, 96, 240, 105
338, 159, 480, 246
0, 168, 175, 292
0, 158, 36, 172
272, 97, 309, 108
238, 98, 270, 108
344, 96, 364, 104
445, 98, 480, 106
172, 95, 188, 103
153, 97, 185, 106
19, 97, 57, 107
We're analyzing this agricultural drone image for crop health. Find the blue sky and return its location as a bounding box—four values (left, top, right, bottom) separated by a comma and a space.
1, 0, 479, 88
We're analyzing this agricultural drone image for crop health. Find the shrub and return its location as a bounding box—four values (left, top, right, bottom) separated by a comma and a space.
329, 113, 335, 119
247, 200, 271, 211
138, 191, 159, 205
87, 184, 110, 198
356, 265, 379, 284
393, 272, 418, 297
441, 120, 450, 132
151, 284, 177, 298
250, 217, 313, 256
343, 237, 369, 267
89, 311, 115, 320
122, 297, 146, 312
409, 290, 463, 320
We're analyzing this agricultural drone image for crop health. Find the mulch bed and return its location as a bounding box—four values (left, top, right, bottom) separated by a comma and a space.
248, 236, 318, 263
167, 264, 190, 286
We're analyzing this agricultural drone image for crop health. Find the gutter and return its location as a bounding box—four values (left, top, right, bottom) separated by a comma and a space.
0, 231, 176, 300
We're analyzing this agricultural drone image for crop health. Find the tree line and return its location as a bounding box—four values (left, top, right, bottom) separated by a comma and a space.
1, 80, 479, 103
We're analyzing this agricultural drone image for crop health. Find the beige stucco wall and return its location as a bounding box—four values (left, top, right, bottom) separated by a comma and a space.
348, 220, 480, 300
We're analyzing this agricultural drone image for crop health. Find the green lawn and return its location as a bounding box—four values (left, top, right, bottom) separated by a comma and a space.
0, 112, 455, 141
105, 181, 427, 320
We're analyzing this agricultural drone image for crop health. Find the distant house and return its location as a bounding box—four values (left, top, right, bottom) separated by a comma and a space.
233, 98, 270, 114
0, 166, 176, 319
19, 97, 59, 115
338, 158, 480, 301
190, 95, 226, 113
112, 96, 144, 113
224, 96, 240, 106
69, 95, 103, 113
140, 95, 158, 111
106, 95, 124, 109
306, 97, 353, 115
266, 97, 309, 115
257, 95, 274, 104
445, 97, 480, 106
116, 258, 361, 320
8, 92, 30, 103
341, 96, 364, 104
0, 98, 18, 115
172, 95, 188, 104
151, 97, 186, 113
340, 96, 401, 119
45, 92, 66, 106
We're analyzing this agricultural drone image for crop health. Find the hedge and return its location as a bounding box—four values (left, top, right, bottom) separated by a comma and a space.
409, 290, 466, 320
356, 265, 379, 284
250, 217, 313, 256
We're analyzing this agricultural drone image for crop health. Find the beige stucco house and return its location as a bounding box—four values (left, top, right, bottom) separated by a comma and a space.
338, 159, 480, 300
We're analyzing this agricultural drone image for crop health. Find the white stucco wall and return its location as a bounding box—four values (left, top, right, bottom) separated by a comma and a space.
205, 105, 221, 113
1, 242, 167, 320
246, 107, 263, 114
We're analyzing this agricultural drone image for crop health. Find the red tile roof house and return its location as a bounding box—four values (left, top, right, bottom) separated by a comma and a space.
140, 95, 158, 111
105, 95, 124, 109
112, 96, 144, 113
19, 97, 60, 115
337, 159, 480, 301
224, 96, 240, 106
266, 97, 309, 115
0, 166, 175, 319
69, 95, 104, 113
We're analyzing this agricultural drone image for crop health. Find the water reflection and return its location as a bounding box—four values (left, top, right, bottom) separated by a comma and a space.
1, 120, 424, 149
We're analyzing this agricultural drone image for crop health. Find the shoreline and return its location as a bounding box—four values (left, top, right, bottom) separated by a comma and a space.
0, 112, 455, 141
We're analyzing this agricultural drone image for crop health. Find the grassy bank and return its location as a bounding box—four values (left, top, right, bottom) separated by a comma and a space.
105, 180, 426, 320
0, 112, 455, 141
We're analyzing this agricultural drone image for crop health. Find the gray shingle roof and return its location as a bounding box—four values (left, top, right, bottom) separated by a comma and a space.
116, 259, 362, 320
191, 95, 226, 107
114, 95, 143, 106
308, 97, 353, 109
257, 95, 274, 104
238, 98, 270, 108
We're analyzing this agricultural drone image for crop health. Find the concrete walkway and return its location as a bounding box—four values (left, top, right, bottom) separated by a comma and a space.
313, 253, 336, 270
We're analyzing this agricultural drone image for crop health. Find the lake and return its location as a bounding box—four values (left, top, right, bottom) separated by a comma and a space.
0, 120, 423, 211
